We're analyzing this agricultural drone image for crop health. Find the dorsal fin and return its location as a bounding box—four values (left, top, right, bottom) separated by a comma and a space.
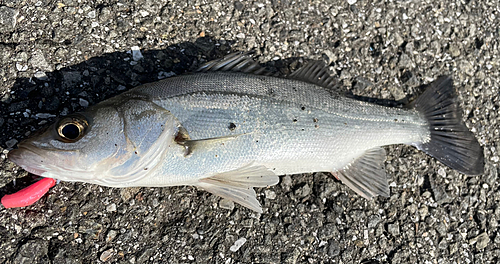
288, 61, 339, 90
197, 51, 270, 75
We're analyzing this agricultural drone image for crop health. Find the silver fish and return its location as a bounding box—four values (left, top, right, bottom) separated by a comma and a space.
8, 52, 483, 212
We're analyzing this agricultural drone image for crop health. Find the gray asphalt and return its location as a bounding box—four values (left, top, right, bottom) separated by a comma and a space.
0, 0, 499, 263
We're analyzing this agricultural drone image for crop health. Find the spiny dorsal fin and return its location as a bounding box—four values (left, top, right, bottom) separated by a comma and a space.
195, 163, 279, 213
334, 147, 390, 199
288, 61, 339, 90
197, 51, 270, 75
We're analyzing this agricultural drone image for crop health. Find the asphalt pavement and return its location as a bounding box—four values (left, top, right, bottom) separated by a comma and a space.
0, 0, 499, 263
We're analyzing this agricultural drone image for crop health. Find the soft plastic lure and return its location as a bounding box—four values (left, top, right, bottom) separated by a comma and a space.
1, 178, 56, 208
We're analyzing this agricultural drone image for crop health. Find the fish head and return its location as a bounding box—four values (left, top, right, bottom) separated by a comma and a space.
8, 106, 130, 183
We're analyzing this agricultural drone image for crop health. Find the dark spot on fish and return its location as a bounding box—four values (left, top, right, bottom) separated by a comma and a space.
256, 140, 259, 143
228, 122, 236, 131
301, 128, 305, 131
344, 122, 347, 125
273, 168, 276, 170
313, 118, 318, 123
144, 168, 148, 170
394, 119, 398, 122
293, 119, 298, 123
247, 177, 249, 179
134, 151, 138, 154
315, 125, 319, 128
301, 106, 306, 111
114, 144, 117, 147
215, 155, 218, 158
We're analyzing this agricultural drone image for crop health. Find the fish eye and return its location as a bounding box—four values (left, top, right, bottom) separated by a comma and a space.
56, 115, 88, 142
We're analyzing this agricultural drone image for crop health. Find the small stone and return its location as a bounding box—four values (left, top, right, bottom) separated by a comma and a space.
393, 32, 404, 47
388, 222, 400, 236
448, 44, 461, 57
219, 199, 235, 210
437, 168, 446, 177
62, 71, 82, 88
236, 33, 245, 39
265, 190, 276, 199
34, 71, 48, 80
106, 203, 117, 212
0, 6, 19, 32
87, 10, 96, 18
106, 230, 118, 242
120, 187, 140, 201
35, 113, 56, 119
16, 63, 28, 72
29, 50, 53, 71
328, 240, 340, 257
398, 53, 412, 68
281, 175, 292, 191
295, 184, 311, 197
322, 50, 336, 65
6, 139, 18, 148
130, 46, 143, 61
234, 2, 244, 11
459, 60, 475, 76
470, 232, 490, 250
79, 98, 89, 107
99, 248, 114, 262
229, 237, 247, 252
347, 0, 357, 4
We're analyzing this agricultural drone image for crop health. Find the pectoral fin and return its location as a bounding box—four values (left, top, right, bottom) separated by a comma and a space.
195, 163, 279, 213
334, 147, 390, 199
175, 131, 247, 157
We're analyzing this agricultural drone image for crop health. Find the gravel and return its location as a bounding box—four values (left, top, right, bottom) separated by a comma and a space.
0, 0, 499, 263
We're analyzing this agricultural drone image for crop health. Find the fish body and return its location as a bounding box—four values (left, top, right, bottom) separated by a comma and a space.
8, 53, 484, 212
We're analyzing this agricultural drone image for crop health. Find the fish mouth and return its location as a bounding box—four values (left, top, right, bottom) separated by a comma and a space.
8, 146, 47, 176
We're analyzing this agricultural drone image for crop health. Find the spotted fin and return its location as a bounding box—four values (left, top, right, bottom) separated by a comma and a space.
195, 163, 279, 213
334, 147, 390, 199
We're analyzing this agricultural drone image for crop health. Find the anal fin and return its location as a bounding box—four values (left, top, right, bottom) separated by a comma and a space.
335, 147, 390, 199
195, 163, 279, 213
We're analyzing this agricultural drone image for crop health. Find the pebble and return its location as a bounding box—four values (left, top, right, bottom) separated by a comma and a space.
470, 232, 490, 250
5, 139, 18, 148
229, 237, 247, 252
219, 199, 235, 210
388, 222, 400, 236
265, 190, 276, 199
99, 248, 114, 262
130, 46, 143, 61
0, 6, 19, 32
79, 98, 89, 107
347, 0, 357, 4
106, 203, 117, 212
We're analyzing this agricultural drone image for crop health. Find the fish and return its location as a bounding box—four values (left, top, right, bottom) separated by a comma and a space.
7, 52, 484, 213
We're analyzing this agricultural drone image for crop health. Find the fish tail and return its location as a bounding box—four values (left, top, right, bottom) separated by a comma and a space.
413, 76, 484, 175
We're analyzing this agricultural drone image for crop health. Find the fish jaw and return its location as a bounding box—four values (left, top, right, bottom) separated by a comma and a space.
8, 146, 48, 177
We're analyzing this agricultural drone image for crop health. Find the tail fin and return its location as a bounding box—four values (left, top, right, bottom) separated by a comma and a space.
413, 76, 484, 175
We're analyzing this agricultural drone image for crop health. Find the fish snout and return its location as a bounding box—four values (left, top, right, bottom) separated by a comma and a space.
7, 146, 47, 176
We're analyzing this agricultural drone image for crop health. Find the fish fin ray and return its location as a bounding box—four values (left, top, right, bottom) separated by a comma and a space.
176, 134, 247, 156
413, 76, 484, 175
288, 61, 340, 90
195, 163, 279, 213
335, 147, 390, 199
197, 51, 272, 75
